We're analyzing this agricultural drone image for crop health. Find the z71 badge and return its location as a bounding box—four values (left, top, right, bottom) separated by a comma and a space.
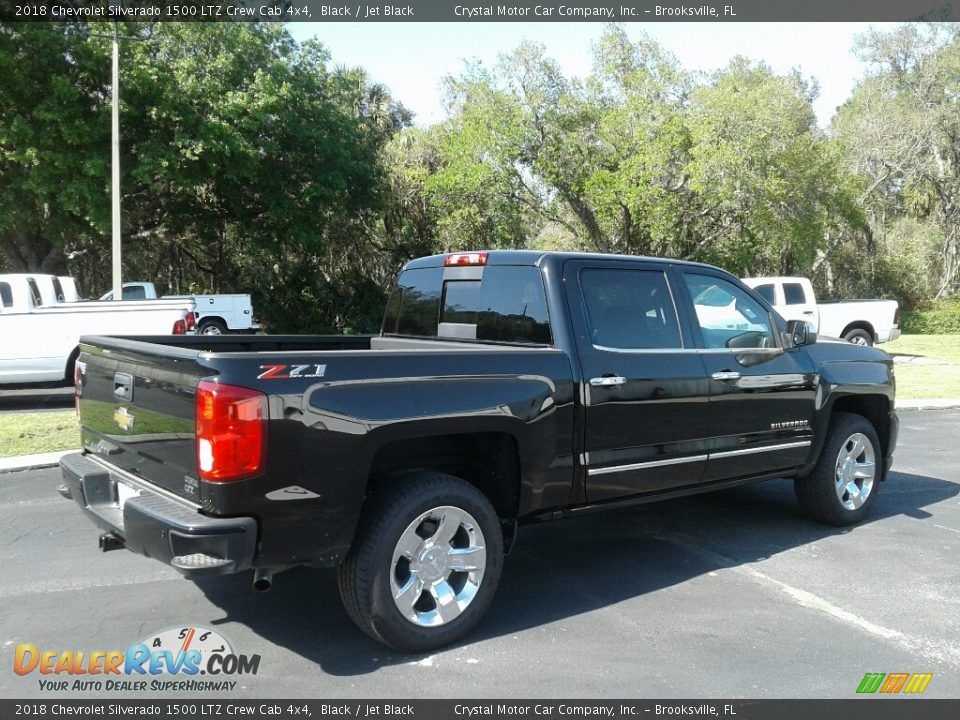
257, 364, 326, 380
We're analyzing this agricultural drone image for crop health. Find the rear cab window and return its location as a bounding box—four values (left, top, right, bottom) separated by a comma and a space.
783, 282, 808, 305
383, 265, 552, 346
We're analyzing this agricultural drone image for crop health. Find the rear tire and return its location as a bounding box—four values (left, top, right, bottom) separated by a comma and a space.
795, 412, 881, 526
199, 318, 227, 335
843, 328, 873, 346
338, 471, 503, 652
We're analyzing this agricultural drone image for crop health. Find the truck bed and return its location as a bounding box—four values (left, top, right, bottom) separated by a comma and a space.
75, 332, 572, 529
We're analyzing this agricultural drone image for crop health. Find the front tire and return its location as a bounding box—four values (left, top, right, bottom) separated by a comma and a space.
338, 472, 504, 652
795, 412, 881, 526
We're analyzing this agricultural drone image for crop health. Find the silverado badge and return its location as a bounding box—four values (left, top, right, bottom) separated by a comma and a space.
114, 407, 135, 432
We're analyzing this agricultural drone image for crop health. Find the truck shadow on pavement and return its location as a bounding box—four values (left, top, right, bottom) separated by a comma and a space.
194, 469, 957, 675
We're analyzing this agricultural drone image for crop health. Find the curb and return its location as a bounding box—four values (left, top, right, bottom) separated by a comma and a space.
0, 450, 72, 474
896, 399, 960, 410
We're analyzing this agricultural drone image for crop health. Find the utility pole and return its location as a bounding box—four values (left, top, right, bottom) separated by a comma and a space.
90, 16, 153, 300
111, 20, 121, 300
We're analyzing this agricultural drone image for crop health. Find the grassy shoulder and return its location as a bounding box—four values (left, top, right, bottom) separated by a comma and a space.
0, 411, 79, 458
883, 334, 960, 400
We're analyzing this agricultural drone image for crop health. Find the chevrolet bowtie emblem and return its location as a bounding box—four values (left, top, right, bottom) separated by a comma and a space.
114, 407, 135, 432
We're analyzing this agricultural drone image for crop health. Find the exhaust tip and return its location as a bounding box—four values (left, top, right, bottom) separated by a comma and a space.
253, 569, 272, 592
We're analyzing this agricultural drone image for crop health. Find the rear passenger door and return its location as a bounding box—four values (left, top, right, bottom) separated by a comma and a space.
564, 259, 710, 502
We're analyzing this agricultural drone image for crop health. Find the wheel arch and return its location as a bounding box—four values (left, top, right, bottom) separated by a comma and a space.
841, 321, 876, 343
64, 346, 81, 382
365, 431, 522, 522
198, 315, 227, 328
801, 393, 893, 480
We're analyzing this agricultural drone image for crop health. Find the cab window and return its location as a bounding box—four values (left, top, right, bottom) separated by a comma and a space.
384, 266, 551, 346
27, 278, 42, 307
783, 282, 807, 305
753, 283, 775, 305
684, 274, 775, 349
579, 268, 682, 350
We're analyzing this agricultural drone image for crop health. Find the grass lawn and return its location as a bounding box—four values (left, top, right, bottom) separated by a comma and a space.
882, 334, 960, 400
0, 410, 79, 458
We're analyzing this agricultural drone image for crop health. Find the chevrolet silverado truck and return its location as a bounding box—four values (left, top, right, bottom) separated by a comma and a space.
59, 251, 898, 652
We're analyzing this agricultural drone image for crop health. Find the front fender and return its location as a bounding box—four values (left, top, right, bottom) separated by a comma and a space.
798, 358, 895, 477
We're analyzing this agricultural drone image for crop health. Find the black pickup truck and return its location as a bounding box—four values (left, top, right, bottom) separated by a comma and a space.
60, 251, 898, 651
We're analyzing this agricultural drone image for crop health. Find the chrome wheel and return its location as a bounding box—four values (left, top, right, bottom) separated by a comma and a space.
834, 432, 876, 510
390, 505, 487, 627
849, 335, 868, 346
201, 325, 223, 335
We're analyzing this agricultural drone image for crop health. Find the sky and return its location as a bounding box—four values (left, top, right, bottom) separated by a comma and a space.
288, 22, 899, 128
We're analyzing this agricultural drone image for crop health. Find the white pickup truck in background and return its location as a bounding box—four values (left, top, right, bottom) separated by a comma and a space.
0, 273, 196, 385
98, 281, 258, 335
742, 276, 901, 346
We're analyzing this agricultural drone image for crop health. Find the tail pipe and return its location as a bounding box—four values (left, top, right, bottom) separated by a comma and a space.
253, 568, 272, 592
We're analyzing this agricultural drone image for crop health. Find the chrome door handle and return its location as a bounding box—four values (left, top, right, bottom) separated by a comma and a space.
711, 371, 741, 381
590, 375, 627, 387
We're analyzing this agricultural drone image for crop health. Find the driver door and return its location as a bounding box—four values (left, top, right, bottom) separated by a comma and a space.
679, 271, 818, 483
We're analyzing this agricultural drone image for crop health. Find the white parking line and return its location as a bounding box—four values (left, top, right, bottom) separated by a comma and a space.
0, 573, 177, 599
651, 531, 960, 670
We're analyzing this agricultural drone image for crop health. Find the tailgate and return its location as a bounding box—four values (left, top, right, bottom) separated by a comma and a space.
77, 338, 207, 501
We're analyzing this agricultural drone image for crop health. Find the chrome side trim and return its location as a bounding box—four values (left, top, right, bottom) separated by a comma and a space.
590, 345, 784, 356
587, 454, 708, 476
708, 440, 812, 460
585, 440, 812, 476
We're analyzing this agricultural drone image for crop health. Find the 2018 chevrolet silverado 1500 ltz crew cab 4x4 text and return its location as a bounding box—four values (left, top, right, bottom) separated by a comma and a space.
60, 251, 897, 651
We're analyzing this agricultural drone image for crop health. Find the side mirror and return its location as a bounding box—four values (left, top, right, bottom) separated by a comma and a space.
783, 319, 817, 348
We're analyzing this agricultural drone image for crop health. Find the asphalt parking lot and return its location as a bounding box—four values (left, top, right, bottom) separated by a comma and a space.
1, 409, 957, 699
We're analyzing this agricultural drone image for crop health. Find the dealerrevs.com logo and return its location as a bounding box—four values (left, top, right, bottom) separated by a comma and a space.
13, 626, 261, 692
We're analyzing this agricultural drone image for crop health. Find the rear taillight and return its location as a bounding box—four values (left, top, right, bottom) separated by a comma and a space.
195, 380, 268, 482
185, 312, 196, 332
73, 361, 83, 420
173, 319, 187, 335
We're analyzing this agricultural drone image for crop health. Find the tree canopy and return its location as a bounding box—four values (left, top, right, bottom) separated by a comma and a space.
1, 22, 957, 332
